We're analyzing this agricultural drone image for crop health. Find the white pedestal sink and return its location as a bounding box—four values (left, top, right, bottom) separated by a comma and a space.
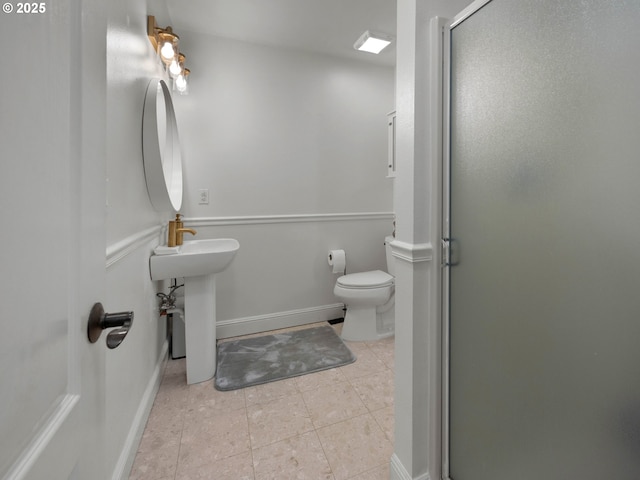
149, 238, 239, 384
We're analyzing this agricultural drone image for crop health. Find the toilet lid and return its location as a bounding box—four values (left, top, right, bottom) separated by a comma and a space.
337, 270, 394, 289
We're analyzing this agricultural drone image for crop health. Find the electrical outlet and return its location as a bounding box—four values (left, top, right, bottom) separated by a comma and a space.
198, 189, 209, 205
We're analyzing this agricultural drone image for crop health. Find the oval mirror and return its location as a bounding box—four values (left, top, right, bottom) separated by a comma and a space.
142, 78, 183, 212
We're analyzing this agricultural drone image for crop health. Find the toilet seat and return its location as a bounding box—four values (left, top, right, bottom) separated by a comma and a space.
337, 270, 394, 289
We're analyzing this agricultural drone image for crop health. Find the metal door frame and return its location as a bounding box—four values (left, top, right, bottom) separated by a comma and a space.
441, 2, 495, 479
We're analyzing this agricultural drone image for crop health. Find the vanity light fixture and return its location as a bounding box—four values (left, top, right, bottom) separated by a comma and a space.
147, 16, 191, 95
353, 30, 394, 54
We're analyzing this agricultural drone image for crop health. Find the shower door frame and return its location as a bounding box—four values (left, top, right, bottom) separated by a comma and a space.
440, 2, 494, 479
440, 10, 453, 480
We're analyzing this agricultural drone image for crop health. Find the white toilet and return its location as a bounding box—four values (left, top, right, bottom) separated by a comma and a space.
334, 236, 395, 341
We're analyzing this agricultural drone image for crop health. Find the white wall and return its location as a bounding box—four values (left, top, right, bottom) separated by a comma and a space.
391, 1, 472, 480
171, 33, 396, 335
106, 9, 166, 243
105, 0, 173, 477
176, 34, 394, 216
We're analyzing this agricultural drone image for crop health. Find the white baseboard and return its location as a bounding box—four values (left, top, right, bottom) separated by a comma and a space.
390, 454, 431, 480
216, 304, 345, 339
112, 340, 169, 480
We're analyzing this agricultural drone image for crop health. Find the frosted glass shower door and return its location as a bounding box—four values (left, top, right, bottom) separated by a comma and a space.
446, 0, 640, 479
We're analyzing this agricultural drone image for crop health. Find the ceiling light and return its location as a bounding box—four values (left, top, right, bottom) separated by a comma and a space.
354, 30, 394, 54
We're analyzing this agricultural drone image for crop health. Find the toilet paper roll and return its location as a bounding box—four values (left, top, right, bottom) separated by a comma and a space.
328, 249, 346, 274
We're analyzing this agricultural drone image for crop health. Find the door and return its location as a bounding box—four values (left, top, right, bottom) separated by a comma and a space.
445, 0, 640, 479
0, 2, 107, 478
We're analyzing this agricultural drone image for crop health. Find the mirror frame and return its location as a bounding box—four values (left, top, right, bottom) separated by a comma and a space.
142, 78, 183, 212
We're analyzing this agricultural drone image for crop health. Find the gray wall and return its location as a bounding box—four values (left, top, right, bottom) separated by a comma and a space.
173, 32, 395, 335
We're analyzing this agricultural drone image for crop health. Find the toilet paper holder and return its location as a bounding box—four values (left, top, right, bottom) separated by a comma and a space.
328, 249, 346, 274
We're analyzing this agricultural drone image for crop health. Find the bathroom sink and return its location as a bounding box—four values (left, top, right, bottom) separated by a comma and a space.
149, 238, 240, 280
149, 238, 240, 384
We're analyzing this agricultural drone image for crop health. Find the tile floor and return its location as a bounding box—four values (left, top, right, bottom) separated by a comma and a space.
129, 323, 395, 480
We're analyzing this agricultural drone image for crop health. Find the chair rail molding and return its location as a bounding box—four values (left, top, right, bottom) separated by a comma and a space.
390, 239, 434, 263
185, 212, 395, 227
106, 224, 164, 268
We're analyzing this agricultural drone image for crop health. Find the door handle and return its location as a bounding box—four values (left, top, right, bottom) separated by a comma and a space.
442, 237, 460, 267
87, 302, 134, 349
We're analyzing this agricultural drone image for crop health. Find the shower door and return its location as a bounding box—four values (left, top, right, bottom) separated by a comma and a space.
445, 0, 640, 479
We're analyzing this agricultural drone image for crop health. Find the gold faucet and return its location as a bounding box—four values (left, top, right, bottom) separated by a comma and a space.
167, 214, 197, 247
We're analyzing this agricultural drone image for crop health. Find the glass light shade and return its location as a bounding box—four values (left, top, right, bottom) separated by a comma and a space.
169, 53, 185, 78
157, 28, 179, 65
175, 69, 189, 95
160, 42, 175, 61
169, 59, 181, 77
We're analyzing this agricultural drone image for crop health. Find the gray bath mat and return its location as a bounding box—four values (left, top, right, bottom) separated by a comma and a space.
215, 325, 356, 391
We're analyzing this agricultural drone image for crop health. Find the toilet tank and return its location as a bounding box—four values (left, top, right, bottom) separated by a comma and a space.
384, 236, 395, 276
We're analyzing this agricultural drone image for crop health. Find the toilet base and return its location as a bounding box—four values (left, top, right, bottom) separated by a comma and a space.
340, 302, 394, 342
